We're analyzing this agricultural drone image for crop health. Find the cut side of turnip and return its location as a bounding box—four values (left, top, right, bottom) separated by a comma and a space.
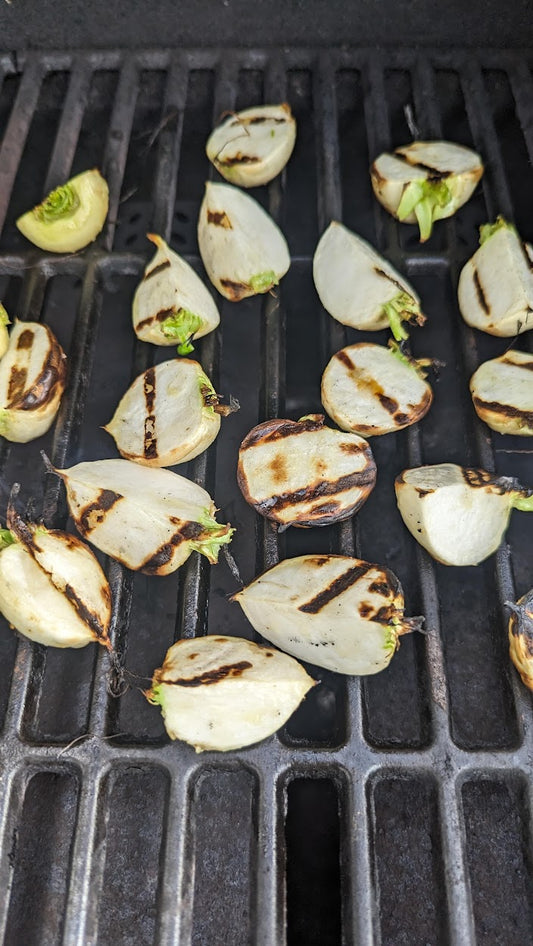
197, 182, 290, 301
132, 234, 220, 352
313, 221, 425, 337
206, 103, 296, 187
0, 320, 67, 443
395, 463, 533, 566
233, 554, 423, 675
147, 634, 314, 752
321, 342, 433, 436
458, 218, 533, 337
105, 358, 232, 466
470, 349, 533, 436
237, 414, 376, 527
53, 457, 234, 575
371, 140, 483, 242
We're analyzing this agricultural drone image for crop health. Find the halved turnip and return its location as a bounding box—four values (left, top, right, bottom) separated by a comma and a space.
206, 103, 296, 187
0, 320, 67, 443
132, 234, 220, 353
197, 181, 290, 301
104, 358, 234, 467
0, 493, 111, 649
507, 588, 533, 690
321, 342, 433, 437
147, 634, 314, 752
470, 349, 533, 436
458, 217, 533, 337
237, 414, 376, 528
395, 463, 533, 566
53, 457, 234, 575
313, 221, 425, 338
232, 554, 423, 675
16, 168, 109, 253
371, 140, 483, 242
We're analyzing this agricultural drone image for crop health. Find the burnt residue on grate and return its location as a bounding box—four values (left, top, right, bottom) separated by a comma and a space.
0, 46, 532, 946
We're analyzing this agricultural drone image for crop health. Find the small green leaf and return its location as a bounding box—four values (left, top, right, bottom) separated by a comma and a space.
190, 510, 235, 564
397, 179, 452, 242
199, 373, 220, 413
146, 684, 163, 706
161, 308, 203, 355
249, 271, 278, 293
512, 491, 533, 512
33, 183, 80, 224
479, 216, 517, 246
382, 291, 424, 342
0, 529, 15, 550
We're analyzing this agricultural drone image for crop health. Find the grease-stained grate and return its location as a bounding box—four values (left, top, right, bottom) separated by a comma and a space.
0, 46, 532, 946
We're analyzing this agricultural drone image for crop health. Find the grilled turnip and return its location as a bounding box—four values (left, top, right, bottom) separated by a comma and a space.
132, 234, 220, 354
470, 349, 533, 436
16, 169, 109, 253
233, 554, 423, 675
197, 181, 290, 301
371, 141, 483, 242
147, 634, 314, 752
237, 414, 376, 528
321, 342, 433, 437
0, 320, 67, 443
104, 358, 234, 467
54, 458, 234, 575
395, 463, 533, 566
313, 221, 425, 339
458, 218, 533, 337
0, 304, 10, 359
206, 103, 296, 188
507, 589, 533, 690
0, 494, 111, 649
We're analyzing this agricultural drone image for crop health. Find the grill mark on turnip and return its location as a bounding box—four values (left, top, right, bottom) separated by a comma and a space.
335, 350, 355, 371
368, 580, 390, 596
229, 115, 287, 126
217, 153, 260, 167
9, 343, 67, 412
135, 307, 177, 332
393, 151, 450, 178
415, 487, 434, 497
78, 490, 122, 534
240, 416, 323, 449
16, 329, 34, 350
299, 563, 373, 613
144, 259, 171, 280
473, 269, 490, 314
358, 601, 374, 618
373, 267, 405, 294
461, 467, 513, 493
473, 396, 533, 427
143, 367, 158, 459
159, 661, 253, 687
220, 278, 248, 301
7, 365, 28, 403
393, 411, 411, 426
378, 392, 400, 414
64, 582, 109, 641
207, 210, 232, 228
252, 468, 376, 516
140, 521, 204, 573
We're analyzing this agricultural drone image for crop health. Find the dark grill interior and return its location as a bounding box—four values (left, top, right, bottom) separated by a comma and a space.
0, 46, 532, 945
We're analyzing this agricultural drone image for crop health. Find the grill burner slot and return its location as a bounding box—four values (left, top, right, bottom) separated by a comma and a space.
0, 46, 532, 945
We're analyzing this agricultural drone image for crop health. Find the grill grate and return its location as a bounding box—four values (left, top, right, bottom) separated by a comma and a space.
0, 46, 533, 946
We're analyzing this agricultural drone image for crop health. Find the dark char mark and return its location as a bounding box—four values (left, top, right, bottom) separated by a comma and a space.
135, 307, 176, 332
335, 350, 355, 371
254, 469, 376, 516
143, 367, 158, 459
369, 580, 390, 596
207, 210, 232, 228
7, 335, 67, 411
393, 150, 450, 178
240, 416, 324, 450
16, 329, 34, 350
299, 562, 373, 614
218, 153, 260, 167
473, 396, 533, 428
220, 278, 248, 301
473, 269, 490, 314
378, 392, 399, 414
501, 356, 533, 372
373, 267, 405, 294
64, 583, 108, 641
144, 259, 171, 280
141, 521, 204, 573
79, 490, 122, 534
160, 661, 253, 687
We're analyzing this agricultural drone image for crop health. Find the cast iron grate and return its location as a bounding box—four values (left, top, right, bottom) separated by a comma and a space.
0, 46, 532, 946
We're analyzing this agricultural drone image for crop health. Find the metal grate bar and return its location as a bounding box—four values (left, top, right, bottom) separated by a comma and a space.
42, 59, 94, 193
0, 55, 46, 232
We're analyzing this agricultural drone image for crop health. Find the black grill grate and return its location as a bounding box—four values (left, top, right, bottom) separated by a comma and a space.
0, 46, 533, 946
